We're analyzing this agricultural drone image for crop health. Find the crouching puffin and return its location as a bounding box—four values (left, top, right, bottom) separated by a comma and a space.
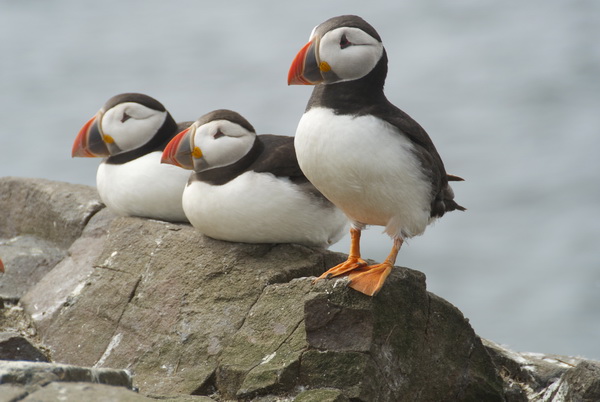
288, 15, 465, 296
161, 109, 348, 247
72, 93, 192, 222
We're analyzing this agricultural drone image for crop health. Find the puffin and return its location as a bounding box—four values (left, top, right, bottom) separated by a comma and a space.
72, 93, 192, 222
160, 109, 348, 247
288, 15, 465, 296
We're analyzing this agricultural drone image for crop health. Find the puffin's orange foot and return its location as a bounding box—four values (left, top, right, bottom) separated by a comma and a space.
314, 256, 368, 282
347, 262, 393, 296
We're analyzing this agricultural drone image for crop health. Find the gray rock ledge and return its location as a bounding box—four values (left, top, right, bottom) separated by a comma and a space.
1, 176, 599, 402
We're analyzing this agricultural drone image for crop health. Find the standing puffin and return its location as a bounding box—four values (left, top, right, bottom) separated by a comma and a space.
288, 15, 465, 296
72, 93, 192, 222
161, 109, 348, 247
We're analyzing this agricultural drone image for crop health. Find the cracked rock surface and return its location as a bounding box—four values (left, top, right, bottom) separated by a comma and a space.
1, 177, 600, 401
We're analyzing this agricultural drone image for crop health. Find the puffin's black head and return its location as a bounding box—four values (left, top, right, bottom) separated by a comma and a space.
103, 92, 167, 113
72, 93, 177, 158
195, 109, 256, 134
288, 15, 386, 86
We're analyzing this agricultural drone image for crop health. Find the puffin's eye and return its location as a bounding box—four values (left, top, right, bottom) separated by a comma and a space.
213, 130, 225, 139
121, 112, 131, 123
340, 34, 351, 49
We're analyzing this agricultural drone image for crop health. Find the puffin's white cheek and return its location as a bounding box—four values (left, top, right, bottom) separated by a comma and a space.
329, 46, 383, 81
199, 147, 220, 168
110, 114, 166, 152
193, 132, 256, 171
189, 138, 226, 169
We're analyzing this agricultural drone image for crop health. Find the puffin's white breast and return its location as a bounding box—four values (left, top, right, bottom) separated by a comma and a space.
97, 151, 190, 222
182, 171, 347, 247
294, 107, 432, 238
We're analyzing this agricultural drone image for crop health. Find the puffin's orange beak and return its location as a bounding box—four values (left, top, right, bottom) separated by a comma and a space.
287, 40, 324, 85
161, 127, 195, 170
72, 113, 110, 157
0, 258, 4, 273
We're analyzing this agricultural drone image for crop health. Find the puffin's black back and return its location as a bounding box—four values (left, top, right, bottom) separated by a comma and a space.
193, 135, 307, 186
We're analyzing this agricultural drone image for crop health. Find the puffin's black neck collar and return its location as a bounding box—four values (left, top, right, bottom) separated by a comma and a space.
307, 50, 389, 115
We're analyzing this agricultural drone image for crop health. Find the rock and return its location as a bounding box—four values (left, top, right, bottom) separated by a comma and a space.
294, 388, 350, 402
0, 235, 67, 302
20, 208, 116, 334
0, 332, 49, 362
484, 339, 600, 401
3, 177, 600, 401
146, 396, 216, 402
0, 177, 103, 248
0, 360, 132, 391
25, 216, 334, 396
0, 303, 36, 337
0, 301, 46, 367
0, 177, 104, 301
0, 383, 28, 401
20, 382, 151, 402
561, 360, 600, 401
0, 360, 218, 402
216, 278, 315, 399
215, 271, 505, 401
25, 210, 505, 400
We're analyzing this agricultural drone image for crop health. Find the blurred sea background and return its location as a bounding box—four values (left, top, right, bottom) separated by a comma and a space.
1, 0, 599, 360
